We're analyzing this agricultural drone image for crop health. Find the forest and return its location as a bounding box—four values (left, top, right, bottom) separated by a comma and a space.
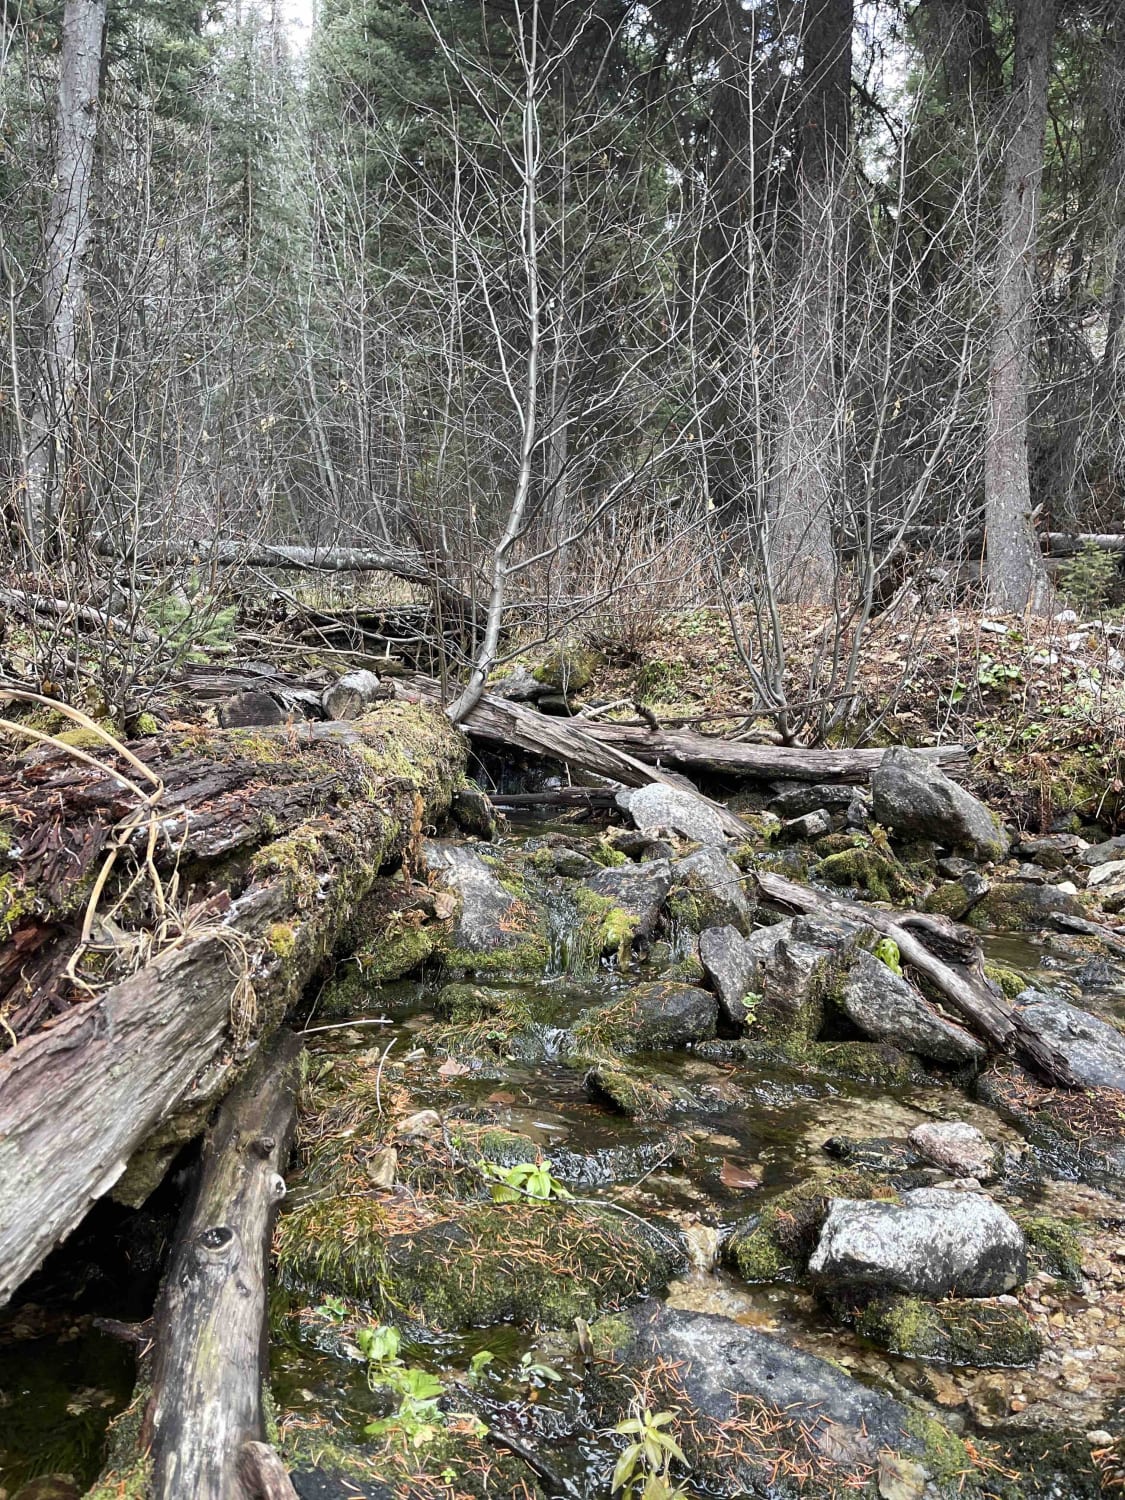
1, 0, 1125, 1496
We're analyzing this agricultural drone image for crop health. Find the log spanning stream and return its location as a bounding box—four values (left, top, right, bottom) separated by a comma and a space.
0, 703, 1124, 1499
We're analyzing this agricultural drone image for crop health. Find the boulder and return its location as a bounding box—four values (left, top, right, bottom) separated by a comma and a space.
585, 858, 673, 947
699, 923, 784, 1028
1014, 833, 1087, 871
967, 880, 1085, 931
769, 782, 859, 818
1080, 833, 1125, 867
809, 1187, 1027, 1297
1014, 993, 1125, 1091
836, 950, 986, 1065
871, 746, 1009, 860
667, 846, 755, 934
847, 1292, 1042, 1366
754, 914, 866, 1038
776, 809, 832, 843
573, 981, 719, 1053
616, 782, 727, 846
908, 1121, 998, 1180
489, 664, 546, 701
427, 843, 547, 976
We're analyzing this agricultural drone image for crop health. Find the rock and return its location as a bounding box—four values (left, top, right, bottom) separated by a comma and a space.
585, 858, 673, 951
817, 845, 915, 901
754, 913, 865, 1038
583, 1060, 697, 1119
667, 846, 755, 934
603, 826, 672, 861
573, 981, 718, 1053
552, 847, 598, 878
217, 688, 289, 727
11, 1481, 83, 1500
769, 782, 860, 817
777, 809, 833, 843
837, 950, 986, 1065
699, 923, 782, 1028
871, 746, 1010, 860
1080, 834, 1125, 867
489, 664, 545, 701
847, 1292, 1042, 1366
809, 1187, 1027, 1297
604, 1301, 930, 1481
966, 880, 1085, 932
1087, 857, 1125, 892
822, 1136, 928, 1178
450, 783, 498, 839
616, 782, 727, 846
1014, 833, 1088, 871
533, 643, 599, 693
428, 843, 547, 976
1014, 993, 1125, 1090
909, 1121, 998, 1180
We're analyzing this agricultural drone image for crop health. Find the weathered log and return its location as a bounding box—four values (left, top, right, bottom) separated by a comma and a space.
94, 534, 436, 579
400, 677, 752, 837
321, 668, 390, 720
0, 586, 160, 644
403, 675, 969, 786
0, 703, 464, 1304
146, 1032, 302, 1500
756, 871, 1080, 1089
1043, 532, 1125, 554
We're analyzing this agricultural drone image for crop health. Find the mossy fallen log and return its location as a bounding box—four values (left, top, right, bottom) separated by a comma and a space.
0, 702, 464, 1305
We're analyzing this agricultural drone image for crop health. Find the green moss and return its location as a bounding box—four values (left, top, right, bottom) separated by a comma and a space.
584, 1311, 632, 1358
82, 1383, 151, 1499
266, 921, 298, 960
984, 961, 1030, 999
808, 1039, 914, 1086
849, 1294, 1042, 1365
439, 929, 551, 980
903, 1410, 974, 1488
356, 924, 434, 985
1021, 1215, 1084, 1286
0, 870, 35, 943
532, 644, 600, 693
580, 1059, 694, 1120
816, 847, 915, 902
924, 881, 975, 919
968, 882, 1083, 933
573, 884, 640, 963
591, 837, 628, 868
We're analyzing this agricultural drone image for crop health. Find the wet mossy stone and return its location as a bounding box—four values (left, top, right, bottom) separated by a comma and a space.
285, 1422, 545, 1499
822, 1135, 928, 1179
977, 1063, 1125, 1193
450, 782, 498, 840
572, 981, 718, 1054
428, 843, 550, 978
276, 1197, 681, 1329
582, 858, 672, 954
833, 949, 986, 1065
966, 881, 1085, 933
750, 912, 868, 1044
987, 1426, 1103, 1500
841, 1291, 1042, 1366
1020, 1215, 1084, 1286
727, 1172, 892, 1284
582, 1059, 698, 1120
816, 845, 916, 902
666, 846, 755, 935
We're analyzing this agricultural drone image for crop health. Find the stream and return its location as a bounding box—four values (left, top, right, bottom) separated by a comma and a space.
2, 814, 1124, 1498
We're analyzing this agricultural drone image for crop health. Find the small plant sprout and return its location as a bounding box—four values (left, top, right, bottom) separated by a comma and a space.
874, 937, 903, 976
316, 1294, 348, 1323
483, 1159, 572, 1203
519, 1350, 562, 1387
611, 1408, 688, 1499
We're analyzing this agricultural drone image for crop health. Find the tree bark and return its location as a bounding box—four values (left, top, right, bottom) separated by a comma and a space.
145, 1032, 303, 1500
25, 0, 108, 560
0, 704, 463, 1304
983, 0, 1058, 614
767, 0, 853, 605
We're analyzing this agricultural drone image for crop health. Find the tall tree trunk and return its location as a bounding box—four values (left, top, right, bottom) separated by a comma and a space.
24, 0, 107, 562
767, 0, 853, 605
983, 0, 1058, 614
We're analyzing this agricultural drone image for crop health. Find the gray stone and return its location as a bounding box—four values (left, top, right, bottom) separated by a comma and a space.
586, 859, 673, 942
668, 846, 755, 934
699, 923, 786, 1028
577, 981, 719, 1052
908, 1121, 998, 1180
615, 1301, 926, 1472
809, 1187, 1027, 1297
427, 844, 520, 951
757, 914, 865, 1030
967, 880, 1085, 931
1015, 993, 1125, 1091
837, 950, 986, 1065
1081, 834, 1125, 868
777, 809, 833, 843
1014, 833, 1088, 871
616, 783, 727, 846
769, 782, 859, 818
489, 665, 545, 701
872, 746, 1010, 860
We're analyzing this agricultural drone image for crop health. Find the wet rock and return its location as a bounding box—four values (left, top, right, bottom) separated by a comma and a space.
450, 783, 498, 839
11, 1480, 82, 1500
573, 981, 718, 1053
1013, 993, 1125, 1090
836, 950, 986, 1064
909, 1121, 999, 1180
601, 1301, 931, 1480
699, 923, 783, 1028
727, 1172, 887, 1283
967, 881, 1085, 932
817, 844, 917, 901
1087, 858, 1125, 900
872, 746, 1010, 860
667, 847, 755, 934
1080, 833, 1125, 867
602, 826, 672, 861
977, 1065, 1125, 1193
616, 782, 727, 846
754, 913, 866, 1039
583, 1060, 697, 1119
777, 809, 833, 843
843, 1291, 1042, 1366
292, 1472, 394, 1500
770, 782, 864, 817
1015, 833, 1087, 871
428, 843, 547, 976
584, 858, 672, 949
822, 1135, 927, 1178
809, 1187, 1027, 1297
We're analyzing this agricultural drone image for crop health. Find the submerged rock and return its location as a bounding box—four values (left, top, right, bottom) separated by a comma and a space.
1014, 992, 1125, 1090
809, 1187, 1027, 1297
573, 980, 718, 1053
908, 1120, 999, 1180
842, 1291, 1042, 1366
616, 782, 727, 846
836, 950, 986, 1065
872, 746, 1010, 861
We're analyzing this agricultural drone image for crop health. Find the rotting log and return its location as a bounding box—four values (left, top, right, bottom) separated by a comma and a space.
144, 1031, 303, 1500
0, 702, 464, 1304
400, 675, 968, 787
756, 871, 1080, 1089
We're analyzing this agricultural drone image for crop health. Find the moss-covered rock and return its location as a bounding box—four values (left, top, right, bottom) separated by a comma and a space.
727, 1173, 893, 1285
1021, 1214, 1084, 1286
572, 981, 718, 1054
967, 881, 1085, 933
532, 643, 600, 694
842, 1292, 1042, 1365
581, 1059, 698, 1120
816, 846, 916, 902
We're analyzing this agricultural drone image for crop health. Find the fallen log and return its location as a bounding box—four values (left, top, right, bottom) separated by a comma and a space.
145, 1031, 303, 1500
756, 871, 1080, 1089
0, 702, 464, 1304
1043, 532, 1125, 554
402, 676, 969, 787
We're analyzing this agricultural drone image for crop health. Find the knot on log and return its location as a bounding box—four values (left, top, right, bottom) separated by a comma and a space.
251, 1134, 276, 1159
194, 1224, 237, 1264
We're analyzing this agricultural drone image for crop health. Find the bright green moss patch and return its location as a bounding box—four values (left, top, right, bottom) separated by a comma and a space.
984, 961, 1030, 999
847, 1293, 1042, 1365
903, 1409, 975, 1488
1022, 1215, 1084, 1286
816, 846, 915, 902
